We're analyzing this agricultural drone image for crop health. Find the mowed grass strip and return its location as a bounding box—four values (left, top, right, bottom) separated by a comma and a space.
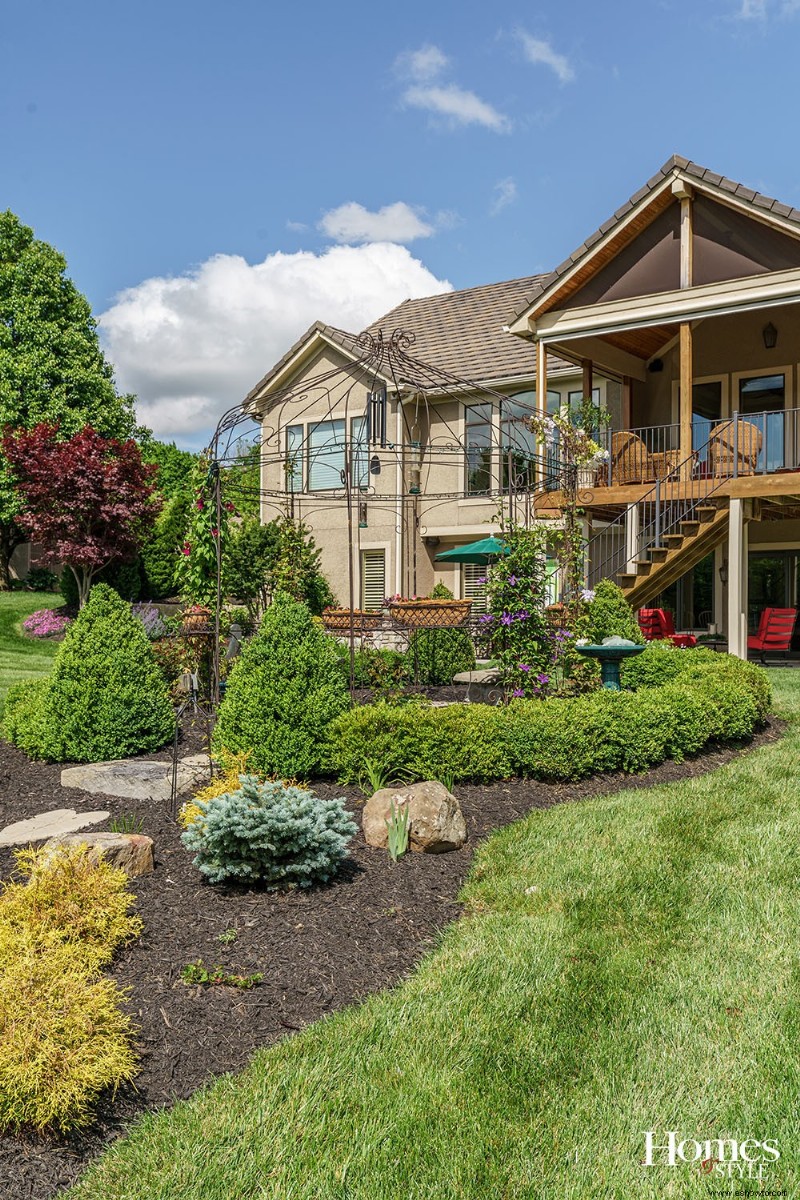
66, 671, 800, 1200
0, 592, 63, 709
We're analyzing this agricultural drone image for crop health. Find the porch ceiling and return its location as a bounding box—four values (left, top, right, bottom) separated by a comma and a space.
600, 323, 678, 360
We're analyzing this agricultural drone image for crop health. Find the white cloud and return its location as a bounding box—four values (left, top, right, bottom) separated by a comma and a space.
738, 0, 767, 13
395, 43, 511, 133
396, 43, 449, 82
99, 244, 452, 446
403, 83, 511, 132
516, 31, 575, 83
491, 177, 518, 215
319, 201, 435, 244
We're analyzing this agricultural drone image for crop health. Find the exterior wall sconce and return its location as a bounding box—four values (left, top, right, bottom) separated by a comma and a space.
718, 558, 729, 586
408, 420, 422, 495
763, 322, 778, 350
358, 501, 368, 529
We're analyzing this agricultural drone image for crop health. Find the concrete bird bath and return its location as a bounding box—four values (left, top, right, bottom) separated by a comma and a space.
575, 636, 645, 690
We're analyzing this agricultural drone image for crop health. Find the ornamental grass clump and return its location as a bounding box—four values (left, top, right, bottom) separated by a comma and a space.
2, 583, 175, 762
181, 776, 357, 887
212, 592, 349, 777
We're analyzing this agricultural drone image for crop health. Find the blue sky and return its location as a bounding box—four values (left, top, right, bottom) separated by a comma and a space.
3, 0, 800, 446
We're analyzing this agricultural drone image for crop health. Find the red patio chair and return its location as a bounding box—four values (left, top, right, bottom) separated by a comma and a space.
638, 608, 697, 649
747, 607, 797, 661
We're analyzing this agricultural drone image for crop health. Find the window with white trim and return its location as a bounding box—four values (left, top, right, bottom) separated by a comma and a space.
308, 419, 345, 491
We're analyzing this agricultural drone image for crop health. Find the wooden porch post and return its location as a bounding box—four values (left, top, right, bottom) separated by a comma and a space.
675, 182, 694, 481
581, 358, 593, 402
679, 322, 693, 479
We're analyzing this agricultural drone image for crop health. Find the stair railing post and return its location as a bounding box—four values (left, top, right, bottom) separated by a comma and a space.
654, 478, 662, 549
733, 409, 739, 479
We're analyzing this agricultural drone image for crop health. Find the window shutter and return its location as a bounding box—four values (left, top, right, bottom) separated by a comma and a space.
361, 550, 386, 611
462, 563, 487, 613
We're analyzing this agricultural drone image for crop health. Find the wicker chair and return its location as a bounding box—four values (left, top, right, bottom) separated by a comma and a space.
610, 431, 653, 485
609, 431, 680, 485
708, 419, 762, 477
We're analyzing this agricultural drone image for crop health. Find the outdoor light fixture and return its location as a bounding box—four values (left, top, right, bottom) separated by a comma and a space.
763, 321, 778, 350
718, 558, 729, 586
358, 501, 368, 529
409, 419, 422, 495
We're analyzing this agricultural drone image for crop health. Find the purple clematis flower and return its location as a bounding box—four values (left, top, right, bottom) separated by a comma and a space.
512, 688, 524, 698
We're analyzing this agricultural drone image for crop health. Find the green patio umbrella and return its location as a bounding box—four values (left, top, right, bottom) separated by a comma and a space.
434, 535, 509, 564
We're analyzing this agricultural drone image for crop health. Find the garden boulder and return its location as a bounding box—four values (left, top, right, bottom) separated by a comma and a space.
43, 831, 155, 878
363, 781, 466, 853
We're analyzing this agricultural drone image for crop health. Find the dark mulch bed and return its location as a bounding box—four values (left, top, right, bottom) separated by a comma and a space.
0, 718, 785, 1200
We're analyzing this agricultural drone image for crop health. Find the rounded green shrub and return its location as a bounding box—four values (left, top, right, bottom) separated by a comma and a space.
213, 593, 350, 777
1, 679, 52, 758
326, 652, 768, 784
181, 776, 357, 887
408, 627, 476, 685
4, 583, 175, 761
585, 580, 643, 644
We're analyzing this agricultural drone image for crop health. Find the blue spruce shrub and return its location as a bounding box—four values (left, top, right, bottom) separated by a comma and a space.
212, 592, 349, 777
181, 776, 357, 887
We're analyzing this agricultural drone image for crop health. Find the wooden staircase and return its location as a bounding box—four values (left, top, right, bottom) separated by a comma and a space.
616, 501, 731, 609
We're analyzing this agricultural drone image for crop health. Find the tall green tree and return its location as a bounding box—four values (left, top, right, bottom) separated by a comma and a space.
135, 426, 197, 502
0, 210, 134, 587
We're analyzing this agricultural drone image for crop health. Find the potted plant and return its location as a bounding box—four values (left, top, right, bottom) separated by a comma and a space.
181, 603, 212, 632
321, 607, 383, 631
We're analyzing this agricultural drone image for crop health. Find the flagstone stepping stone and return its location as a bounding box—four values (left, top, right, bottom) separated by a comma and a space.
0, 808, 110, 847
60, 754, 211, 802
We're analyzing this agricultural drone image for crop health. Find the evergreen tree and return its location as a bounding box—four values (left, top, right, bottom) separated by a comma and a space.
0, 211, 134, 587
140, 492, 191, 600
212, 593, 348, 777
5, 583, 175, 761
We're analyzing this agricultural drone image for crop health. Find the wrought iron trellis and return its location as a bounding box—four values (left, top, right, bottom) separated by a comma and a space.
202, 327, 564, 700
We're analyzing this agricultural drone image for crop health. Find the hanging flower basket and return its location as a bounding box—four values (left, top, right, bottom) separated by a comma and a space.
388, 599, 472, 628
181, 604, 212, 633
322, 608, 383, 632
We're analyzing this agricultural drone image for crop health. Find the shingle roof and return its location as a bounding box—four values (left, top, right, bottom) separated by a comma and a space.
246, 277, 575, 405
512, 154, 800, 321
366, 275, 572, 384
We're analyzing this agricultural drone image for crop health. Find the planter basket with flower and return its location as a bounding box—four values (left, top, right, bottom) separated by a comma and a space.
322, 608, 383, 632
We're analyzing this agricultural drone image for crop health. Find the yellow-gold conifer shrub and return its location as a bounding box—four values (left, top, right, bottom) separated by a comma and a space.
0, 844, 141, 1133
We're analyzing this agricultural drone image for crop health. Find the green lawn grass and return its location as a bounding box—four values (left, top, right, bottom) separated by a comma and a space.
0, 591, 63, 710
66, 670, 800, 1199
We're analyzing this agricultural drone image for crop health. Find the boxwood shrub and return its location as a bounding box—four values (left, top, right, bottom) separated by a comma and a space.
213, 593, 349, 777
2, 584, 175, 762
326, 647, 769, 784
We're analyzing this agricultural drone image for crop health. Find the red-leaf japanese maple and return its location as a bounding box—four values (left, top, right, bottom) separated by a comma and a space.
3, 423, 160, 607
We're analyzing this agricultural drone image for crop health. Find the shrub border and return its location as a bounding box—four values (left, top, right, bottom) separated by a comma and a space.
327, 649, 771, 785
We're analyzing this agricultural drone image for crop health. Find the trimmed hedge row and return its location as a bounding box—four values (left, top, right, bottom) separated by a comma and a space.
327, 647, 771, 784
